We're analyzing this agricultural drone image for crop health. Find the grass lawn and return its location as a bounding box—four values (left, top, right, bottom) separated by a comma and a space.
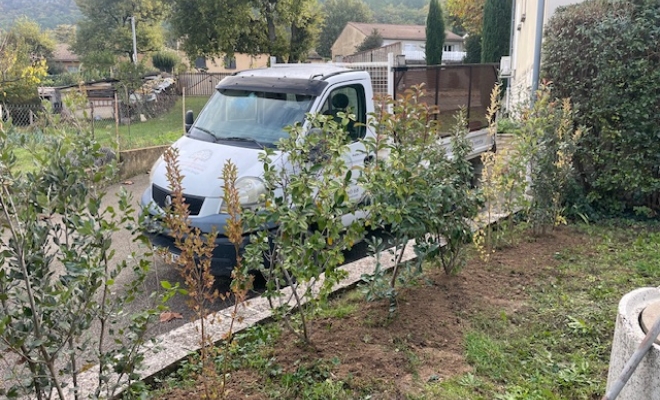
6, 96, 209, 171
92, 96, 209, 150
154, 220, 660, 399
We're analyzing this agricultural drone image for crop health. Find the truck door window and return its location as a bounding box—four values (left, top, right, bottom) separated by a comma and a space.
320, 85, 366, 142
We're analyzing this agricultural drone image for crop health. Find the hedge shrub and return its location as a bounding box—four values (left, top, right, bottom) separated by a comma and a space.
543, 0, 660, 213
152, 51, 179, 73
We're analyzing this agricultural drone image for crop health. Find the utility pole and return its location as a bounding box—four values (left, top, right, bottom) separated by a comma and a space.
130, 16, 138, 65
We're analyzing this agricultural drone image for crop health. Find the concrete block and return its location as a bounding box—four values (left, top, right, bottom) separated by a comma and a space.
606, 287, 660, 399
118, 145, 169, 180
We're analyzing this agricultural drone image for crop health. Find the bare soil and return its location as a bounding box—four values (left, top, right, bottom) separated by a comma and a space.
164, 226, 588, 399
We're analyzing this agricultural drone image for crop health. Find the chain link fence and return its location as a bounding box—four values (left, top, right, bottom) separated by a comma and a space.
0, 103, 45, 126
1, 86, 180, 129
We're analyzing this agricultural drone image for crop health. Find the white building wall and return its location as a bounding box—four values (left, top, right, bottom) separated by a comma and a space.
509, 0, 585, 110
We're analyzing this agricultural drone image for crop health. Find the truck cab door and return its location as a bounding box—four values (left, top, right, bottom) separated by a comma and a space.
318, 84, 370, 204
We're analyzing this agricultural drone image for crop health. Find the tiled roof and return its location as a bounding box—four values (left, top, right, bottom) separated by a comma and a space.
347, 22, 464, 42
52, 43, 79, 62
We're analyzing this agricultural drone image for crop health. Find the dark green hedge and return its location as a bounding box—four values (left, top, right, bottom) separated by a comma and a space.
543, 0, 660, 213
481, 0, 511, 63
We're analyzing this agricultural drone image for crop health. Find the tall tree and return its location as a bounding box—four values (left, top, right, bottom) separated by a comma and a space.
286, 0, 324, 62
11, 17, 56, 60
73, 0, 166, 69
481, 0, 511, 63
374, 4, 427, 24
0, 27, 48, 103
425, 0, 445, 65
463, 33, 481, 63
166, 0, 322, 63
446, 0, 485, 35
166, 0, 256, 60
318, 0, 372, 58
51, 24, 77, 44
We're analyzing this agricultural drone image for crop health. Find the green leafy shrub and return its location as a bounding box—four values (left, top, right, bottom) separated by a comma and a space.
152, 51, 180, 74
242, 114, 364, 342
543, 0, 660, 213
0, 118, 172, 398
520, 87, 581, 235
356, 29, 383, 52
360, 86, 481, 313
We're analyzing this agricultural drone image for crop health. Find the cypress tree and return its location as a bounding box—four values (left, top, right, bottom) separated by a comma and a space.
464, 34, 482, 63
481, 0, 511, 63
425, 0, 445, 65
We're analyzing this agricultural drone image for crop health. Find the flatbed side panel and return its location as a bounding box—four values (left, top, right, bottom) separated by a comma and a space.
436, 128, 494, 161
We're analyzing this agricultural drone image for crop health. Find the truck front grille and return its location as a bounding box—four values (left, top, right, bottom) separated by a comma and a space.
152, 184, 205, 216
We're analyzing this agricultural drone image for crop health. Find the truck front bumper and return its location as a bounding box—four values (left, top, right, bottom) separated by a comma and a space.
140, 187, 274, 277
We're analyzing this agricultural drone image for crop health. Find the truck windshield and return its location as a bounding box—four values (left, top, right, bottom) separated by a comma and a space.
190, 89, 314, 148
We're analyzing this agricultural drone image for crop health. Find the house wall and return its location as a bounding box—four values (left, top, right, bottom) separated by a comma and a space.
509, 0, 585, 108
341, 42, 402, 63
51, 60, 81, 73
179, 52, 269, 73
332, 26, 367, 59
336, 36, 465, 62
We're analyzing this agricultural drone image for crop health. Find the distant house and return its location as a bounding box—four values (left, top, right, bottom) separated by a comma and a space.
331, 22, 465, 63
182, 49, 325, 73
184, 53, 270, 73
50, 43, 81, 73
508, 0, 585, 108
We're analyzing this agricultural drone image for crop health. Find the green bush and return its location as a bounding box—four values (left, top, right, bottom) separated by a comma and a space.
242, 114, 364, 342
481, 0, 511, 63
360, 87, 481, 314
464, 33, 482, 64
0, 119, 172, 398
356, 29, 383, 53
543, 0, 660, 214
152, 51, 180, 74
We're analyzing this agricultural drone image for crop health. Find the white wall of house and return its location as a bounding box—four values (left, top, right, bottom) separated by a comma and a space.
509, 0, 585, 109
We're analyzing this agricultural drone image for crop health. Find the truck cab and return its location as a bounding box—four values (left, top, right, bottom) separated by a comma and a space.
141, 64, 375, 276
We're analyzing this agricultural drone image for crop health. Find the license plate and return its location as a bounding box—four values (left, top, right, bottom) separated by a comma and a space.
169, 252, 180, 263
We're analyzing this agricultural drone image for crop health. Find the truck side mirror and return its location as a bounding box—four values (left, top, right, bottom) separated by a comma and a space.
184, 110, 194, 133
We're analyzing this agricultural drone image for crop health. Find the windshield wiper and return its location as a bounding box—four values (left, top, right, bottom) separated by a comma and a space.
190, 126, 217, 141
218, 136, 265, 148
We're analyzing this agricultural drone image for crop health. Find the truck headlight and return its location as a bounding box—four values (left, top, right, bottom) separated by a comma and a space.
221, 177, 266, 212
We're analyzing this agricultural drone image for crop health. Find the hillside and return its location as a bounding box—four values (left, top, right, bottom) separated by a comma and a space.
0, 0, 81, 30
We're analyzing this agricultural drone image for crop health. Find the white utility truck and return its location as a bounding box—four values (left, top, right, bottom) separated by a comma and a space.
141, 60, 497, 276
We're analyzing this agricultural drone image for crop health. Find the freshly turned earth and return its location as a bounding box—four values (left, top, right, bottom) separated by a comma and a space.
164, 225, 586, 399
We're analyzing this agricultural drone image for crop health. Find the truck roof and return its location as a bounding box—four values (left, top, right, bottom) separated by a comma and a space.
217, 64, 369, 96
234, 64, 360, 81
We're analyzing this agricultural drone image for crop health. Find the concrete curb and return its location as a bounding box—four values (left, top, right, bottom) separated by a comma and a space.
118, 145, 169, 180
72, 210, 512, 399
